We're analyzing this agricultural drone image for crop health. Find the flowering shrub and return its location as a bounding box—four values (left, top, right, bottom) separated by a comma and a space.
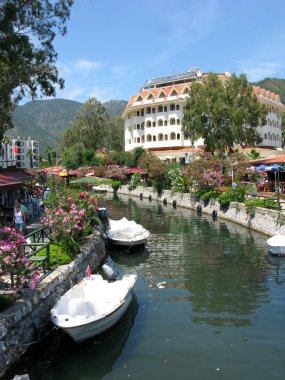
200, 169, 224, 190
41, 189, 100, 253
0, 227, 41, 289
105, 165, 129, 182
167, 167, 184, 193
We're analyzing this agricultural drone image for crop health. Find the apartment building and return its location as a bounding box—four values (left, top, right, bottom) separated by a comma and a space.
1, 137, 40, 169
122, 67, 285, 162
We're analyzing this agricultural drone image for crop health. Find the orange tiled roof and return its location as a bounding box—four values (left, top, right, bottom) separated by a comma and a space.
125, 74, 283, 108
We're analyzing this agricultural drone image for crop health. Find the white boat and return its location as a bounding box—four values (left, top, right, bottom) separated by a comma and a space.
106, 217, 150, 247
267, 234, 285, 256
50, 273, 137, 343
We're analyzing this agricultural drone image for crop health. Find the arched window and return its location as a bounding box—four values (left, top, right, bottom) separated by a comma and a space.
170, 103, 175, 111
158, 119, 163, 126
146, 107, 151, 114
170, 132, 176, 140
137, 137, 140, 143
141, 122, 145, 130
170, 118, 175, 125
164, 106, 167, 112
137, 124, 140, 130
164, 120, 168, 126
165, 134, 168, 140
158, 105, 163, 112
152, 108, 156, 113
153, 135, 156, 142
177, 133, 180, 140
152, 121, 156, 127
142, 135, 145, 143
147, 134, 152, 142
158, 133, 163, 141
264, 133, 268, 139
146, 121, 151, 128
177, 119, 180, 125
176, 105, 180, 110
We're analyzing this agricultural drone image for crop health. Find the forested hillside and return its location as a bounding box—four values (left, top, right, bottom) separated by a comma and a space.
254, 78, 285, 104
8, 99, 127, 154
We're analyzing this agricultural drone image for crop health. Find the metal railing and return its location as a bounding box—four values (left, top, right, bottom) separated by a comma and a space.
22, 226, 52, 273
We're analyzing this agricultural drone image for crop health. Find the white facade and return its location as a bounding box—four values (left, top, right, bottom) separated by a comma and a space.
1, 137, 40, 169
123, 68, 285, 160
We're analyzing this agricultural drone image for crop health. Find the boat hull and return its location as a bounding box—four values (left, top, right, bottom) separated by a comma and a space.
106, 235, 148, 247
50, 274, 137, 343
57, 291, 134, 343
267, 234, 285, 256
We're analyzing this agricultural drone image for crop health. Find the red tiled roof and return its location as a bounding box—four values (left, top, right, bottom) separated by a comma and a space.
0, 169, 34, 189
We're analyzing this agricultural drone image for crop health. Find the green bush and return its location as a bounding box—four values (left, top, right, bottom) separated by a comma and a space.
38, 240, 79, 269
111, 181, 121, 192
201, 190, 220, 203
218, 192, 232, 208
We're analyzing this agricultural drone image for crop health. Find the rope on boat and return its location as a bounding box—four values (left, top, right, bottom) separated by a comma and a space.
20, 326, 58, 347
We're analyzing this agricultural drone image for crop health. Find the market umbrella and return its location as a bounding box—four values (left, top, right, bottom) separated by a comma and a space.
256, 164, 268, 170
265, 164, 281, 171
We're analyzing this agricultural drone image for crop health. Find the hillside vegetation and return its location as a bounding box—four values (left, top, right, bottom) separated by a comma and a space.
254, 78, 285, 104
8, 99, 127, 154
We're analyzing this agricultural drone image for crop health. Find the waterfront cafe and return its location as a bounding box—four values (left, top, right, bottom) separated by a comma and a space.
251, 154, 285, 193
0, 167, 34, 224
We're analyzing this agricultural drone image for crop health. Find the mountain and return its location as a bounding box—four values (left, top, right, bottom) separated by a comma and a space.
254, 78, 285, 104
8, 98, 127, 154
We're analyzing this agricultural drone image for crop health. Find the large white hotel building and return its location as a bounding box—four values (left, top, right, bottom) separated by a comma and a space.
122, 67, 285, 162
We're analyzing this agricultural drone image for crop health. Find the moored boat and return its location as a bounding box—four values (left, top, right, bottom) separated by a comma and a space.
106, 217, 150, 247
50, 273, 137, 343
266, 234, 285, 256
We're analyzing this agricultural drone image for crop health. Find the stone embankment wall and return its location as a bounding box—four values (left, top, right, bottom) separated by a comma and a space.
0, 231, 106, 378
112, 185, 285, 237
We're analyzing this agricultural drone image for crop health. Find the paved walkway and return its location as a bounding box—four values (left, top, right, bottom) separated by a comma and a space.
25, 214, 43, 235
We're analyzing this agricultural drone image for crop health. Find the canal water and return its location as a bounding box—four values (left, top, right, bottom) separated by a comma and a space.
9, 194, 285, 380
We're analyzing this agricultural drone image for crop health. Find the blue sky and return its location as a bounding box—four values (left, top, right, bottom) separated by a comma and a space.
52, 0, 285, 104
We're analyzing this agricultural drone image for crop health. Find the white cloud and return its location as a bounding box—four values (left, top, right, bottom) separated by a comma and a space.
72, 59, 103, 71
235, 61, 283, 81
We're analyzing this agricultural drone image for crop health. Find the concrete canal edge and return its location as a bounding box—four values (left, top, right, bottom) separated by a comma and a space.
112, 185, 285, 237
1, 186, 284, 377
0, 230, 107, 378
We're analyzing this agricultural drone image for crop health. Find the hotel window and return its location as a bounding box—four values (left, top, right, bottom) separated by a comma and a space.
153, 135, 156, 142
152, 108, 156, 113
170, 118, 175, 125
164, 106, 167, 112
158, 105, 163, 112
158, 134, 163, 141
176, 105, 180, 110
264, 133, 267, 139
152, 121, 156, 127
170, 132, 176, 140
158, 119, 163, 126
164, 134, 168, 140
137, 124, 140, 129
146, 107, 151, 114
141, 109, 144, 116
177, 119, 180, 125
177, 133, 180, 140
137, 137, 141, 143
137, 111, 140, 116
141, 122, 145, 130
147, 134, 152, 142
164, 120, 168, 126
170, 103, 175, 111
147, 121, 151, 128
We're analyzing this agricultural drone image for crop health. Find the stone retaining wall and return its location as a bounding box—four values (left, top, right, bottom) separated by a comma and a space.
112, 185, 285, 237
0, 230, 107, 378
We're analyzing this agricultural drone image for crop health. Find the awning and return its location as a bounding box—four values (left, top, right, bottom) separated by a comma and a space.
0, 169, 34, 190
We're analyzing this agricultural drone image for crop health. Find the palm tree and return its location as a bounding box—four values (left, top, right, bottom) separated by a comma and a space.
1, 135, 10, 167
45, 146, 56, 166
26, 149, 33, 168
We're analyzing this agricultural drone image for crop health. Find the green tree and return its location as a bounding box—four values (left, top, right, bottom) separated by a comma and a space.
61, 98, 109, 151
1, 135, 10, 165
106, 116, 125, 152
62, 143, 85, 169
182, 73, 267, 161
0, 0, 74, 141
45, 146, 56, 166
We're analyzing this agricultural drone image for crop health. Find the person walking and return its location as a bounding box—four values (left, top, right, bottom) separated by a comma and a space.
12, 201, 26, 235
